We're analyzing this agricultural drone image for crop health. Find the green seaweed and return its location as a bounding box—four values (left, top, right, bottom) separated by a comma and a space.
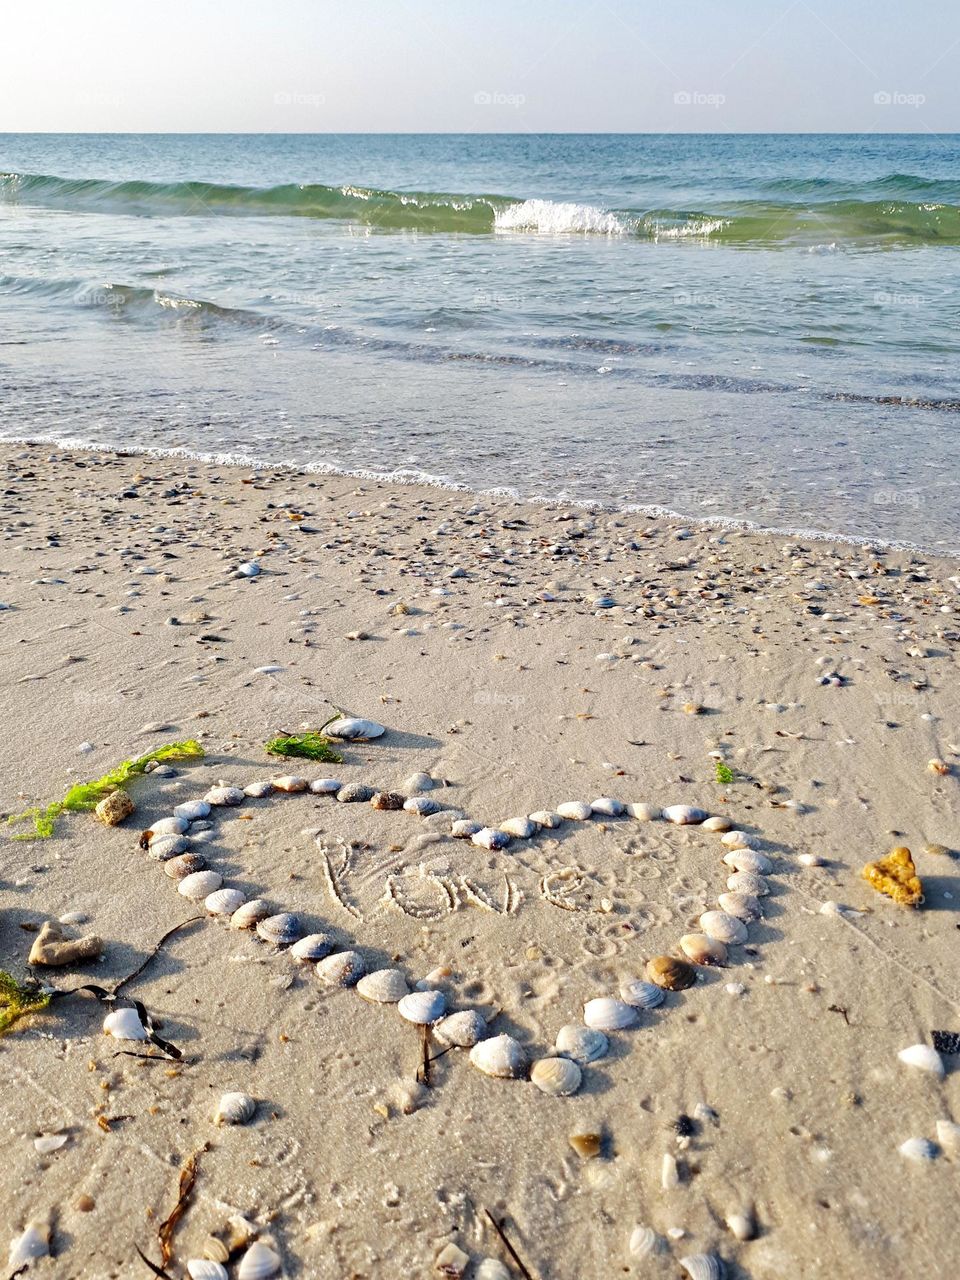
715, 761, 735, 786
6, 740, 205, 840
0, 970, 51, 1035
264, 732, 342, 764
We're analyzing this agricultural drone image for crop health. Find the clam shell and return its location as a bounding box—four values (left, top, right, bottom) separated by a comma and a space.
935, 1119, 960, 1155
899, 1137, 939, 1162
402, 771, 434, 794
529, 810, 563, 829
397, 989, 446, 1024
471, 827, 511, 850
103, 1007, 148, 1041
434, 1009, 487, 1048
557, 801, 592, 821
403, 795, 442, 816
230, 898, 271, 929
722, 849, 773, 875
531, 1056, 582, 1096
147, 834, 189, 861
290, 933, 333, 962
680, 934, 728, 967
584, 997, 639, 1031
469, 1033, 528, 1079
271, 775, 307, 793
205, 888, 246, 916
213, 1091, 256, 1126
702, 815, 733, 832
497, 816, 533, 839
721, 830, 759, 850
718, 891, 762, 922
237, 1241, 282, 1279
309, 778, 342, 794
628, 1225, 663, 1260
619, 979, 666, 1008
256, 912, 300, 945
645, 955, 697, 991
148, 816, 189, 837
555, 1024, 609, 1063
356, 968, 409, 1003
187, 1262, 229, 1280
897, 1044, 945, 1077
679, 1254, 725, 1280
700, 910, 749, 945
325, 717, 385, 741
625, 803, 661, 821
178, 870, 223, 901
337, 783, 375, 803
371, 791, 406, 810
475, 1262, 511, 1280
205, 786, 245, 806
243, 780, 274, 798
174, 800, 211, 821
316, 950, 366, 986
726, 871, 768, 896
451, 819, 483, 839
7, 1222, 50, 1269
590, 797, 624, 817
164, 852, 208, 880
663, 805, 708, 825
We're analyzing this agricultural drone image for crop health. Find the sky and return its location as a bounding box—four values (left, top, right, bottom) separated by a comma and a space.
2, 0, 957, 133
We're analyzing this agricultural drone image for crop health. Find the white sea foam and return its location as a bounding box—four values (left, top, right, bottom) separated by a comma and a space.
494, 199, 628, 236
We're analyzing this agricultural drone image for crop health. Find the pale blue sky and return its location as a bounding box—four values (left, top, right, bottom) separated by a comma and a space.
3, 0, 957, 132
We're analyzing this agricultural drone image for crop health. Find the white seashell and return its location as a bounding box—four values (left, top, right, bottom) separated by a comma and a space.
702, 815, 732, 832
147, 833, 189, 861
555, 1024, 609, 1063
469, 1033, 528, 1079
403, 795, 441, 816
619, 979, 666, 1008
897, 1044, 945, 1078
628, 1225, 664, 1260
213, 1091, 256, 1126
308, 778, 342, 794
661, 1151, 680, 1189
717, 891, 762, 922
178, 870, 223, 901
237, 1240, 282, 1279
529, 810, 563, 829
290, 933, 332, 962
164, 852, 207, 880
187, 1262, 229, 1280
256, 913, 300, 945
663, 805, 708, 825
451, 819, 483, 839
316, 950, 366, 986
726, 1211, 756, 1242
726, 871, 768, 896
500, 816, 536, 838
325, 716, 385, 740
33, 1133, 68, 1155
205, 888, 246, 917
174, 800, 211, 821
583, 997, 639, 1031
557, 801, 592, 820
7, 1221, 49, 1269
357, 968, 409, 1003
103, 1007, 148, 1041
721, 830, 759, 849
398, 989, 446, 1024
680, 934, 728, 967
590, 796, 624, 817
434, 1009, 487, 1048
148, 816, 189, 836
435, 1242, 470, 1277
230, 898, 271, 929
402, 771, 434, 794
205, 785, 245, 806
625, 803, 661, 821
236, 561, 261, 577
722, 849, 773, 875
935, 1119, 960, 1155
243, 780, 274, 798
798, 852, 826, 867
699, 911, 749, 945
679, 1253, 725, 1280
475, 1261, 511, 1280
471, 827, 511, 850
271, 775, 307, 793
531, 1056, 582, 1096
899, 1136, 939, 1163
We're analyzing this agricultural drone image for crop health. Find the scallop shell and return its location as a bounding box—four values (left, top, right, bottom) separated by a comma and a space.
434, 1009, 488, 1048
316, 950, 366, 986
584, 997, 639, 1031
897, 1044, 945, 1078
236, 1240, 282, 1279
531, 1056, 582, 1096
397, 989, 446, 1024
718, 891, 762, 922
103, 1007, 148, 1041
164, 852, 208, 880
679, 1254, 725, 1280
469, 1033, 528, 1079
213, 1091, 256, 1126
471, 827, 511, 850
174, 800, 211, 821
590, 797, 624, 817
271, 775, 307, 793
529, 810, 563, 829
356, 968, 409, 1003
645, 955, 697, 990
726, 871, 768, 896
702, 815, 733, 832
178, 870, 223, 901
451, 819, 483, 839
722, 849, 773, 875
148, 816, 189, 837
309, 778, 342, 794
625, 803, 661, 821
243, 780, 274, 798
325, 716, 385, 741
147, 834, 189, 861
230, 898, 272, 929
680, 934, 728, 967
187, 1262, 229, 1280
371, 791, 406, 810
628, 1225, 663, 1260
205, 888, 246, 917
290, 933, 333, 962
403, 795, 442, 816
663, 805, 708, 825
205, 786, 245, 806
899, 1137, 939, 1162
555, 1024, 609, 1064
619, 979, 666, 1008
557, 801, 592, 820
699, 911, 749, 945
500, 816, 536, 838
256, 912, 300, 945
337, 783, 375, 804
721, 830, 759, 850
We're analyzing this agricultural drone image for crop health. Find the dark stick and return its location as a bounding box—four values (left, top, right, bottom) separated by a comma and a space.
417, 1024, 431, 1087
134, 1245, 173, 1278
484, 1208, 538, 1280
114, 917, 203, 995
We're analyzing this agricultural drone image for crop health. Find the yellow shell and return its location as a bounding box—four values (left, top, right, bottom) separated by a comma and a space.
645, 955, 697, 990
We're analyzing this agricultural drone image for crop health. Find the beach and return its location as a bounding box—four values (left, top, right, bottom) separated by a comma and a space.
1, 440, 958, 1279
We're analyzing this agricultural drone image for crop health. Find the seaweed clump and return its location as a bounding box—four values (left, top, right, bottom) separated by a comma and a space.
0, 971, 51, 1035
264, 731, 343, 764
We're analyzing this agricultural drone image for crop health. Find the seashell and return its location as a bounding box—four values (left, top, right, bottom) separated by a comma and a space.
500, 817, 535, 838
475, 1261, 511, 1280
645, 954, 697, 990
164, 852, 208, 880
325, 716, 385, 741
337, 783, 375, 804
213, 1091, 256, 1126
34, 1133, 68, 1154
256, 912, 300, 945
290, 933, 332, 962
722, 849, 773, 875
451, 819, 483, 839
702, 815, 732, 832
402, 771, 434, 794
897, 1044, 945, 1078
271, 775, 307, 793
899, 1137, 938, 1163
590, 796, 624, 817
371, 791, 405, 810
187, 1262, 229, 1280
679, 1253, 725, 1280
628, 1225, 663, 1260
935, 1119, 960, 1155
625, 803, 661, 821
316, 950, 366, 986
147, 833, 189, 861
529, 810, 563, 829
726, 871, 768, 896
243, 780, 274, 798
174, 800, 211, 821
397, 989, 446, 1024
205, 887, 246, 916
95, 789, 135, 826
403, 795, 442, 816
721, 830, 759, 850
471, 827, 511, 850
103, 1006, 148, 1041
680, 934, 728, 967
619, 979, 666, 1008
237, 1240, 282, 1279
178, 870, 223, 901
205, 785, 245, 806
569, 1131, 602, 1159
434, 1009, 487, 1048
357, 968, 409, 1003
435, 1242, 470, 1278
469, 1033, 528, 1079
718, 891, 762, 922
584, 997, 639, 1031
663, 805, 708, 825
309, 777, 342, 794
230, 898, 271, 929
531, 1056, 582, 1096
555, 1024, 609, 1064
700, 910, 749, 945
725, 1210, 756, 1242
236, 561, 260, 577
7, 1220, 50, 1269
557, 801, 592, 821
148, 816, 190, 837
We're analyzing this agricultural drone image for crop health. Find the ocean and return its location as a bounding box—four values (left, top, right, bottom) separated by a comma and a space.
1, 133, 958, 550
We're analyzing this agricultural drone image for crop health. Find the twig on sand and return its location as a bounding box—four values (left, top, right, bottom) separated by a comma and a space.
417, 1025, 432, 1087
484, 1208, 538, 1280
134, 1244, 173, 1278
158, 1143, 209, 1266
114, 917, 204, 995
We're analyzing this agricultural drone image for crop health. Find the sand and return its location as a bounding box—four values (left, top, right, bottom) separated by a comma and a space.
1, 441, 958, 1280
